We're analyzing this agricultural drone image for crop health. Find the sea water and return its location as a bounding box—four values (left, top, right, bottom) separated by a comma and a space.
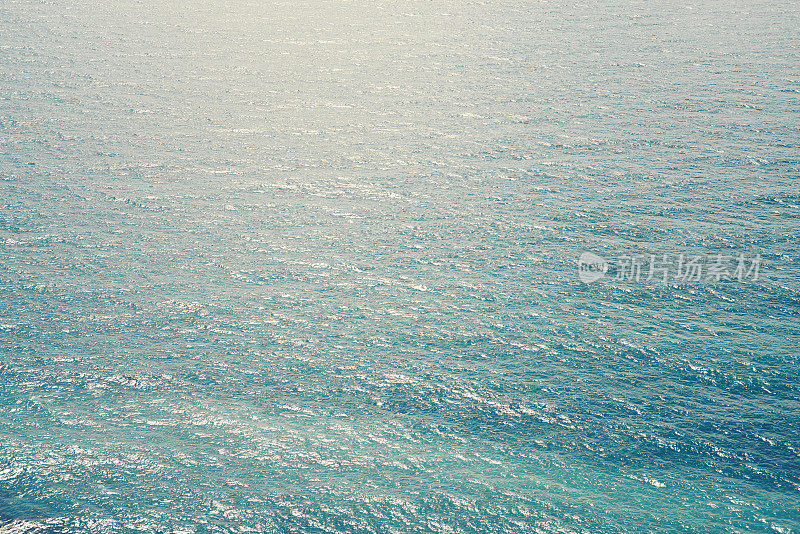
1, 0, 799, 531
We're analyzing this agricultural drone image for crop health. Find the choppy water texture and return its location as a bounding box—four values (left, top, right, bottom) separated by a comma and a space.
1, 0, 800, 532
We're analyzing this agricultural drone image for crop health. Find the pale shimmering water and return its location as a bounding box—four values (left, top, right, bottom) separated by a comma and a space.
1, 0, 799, 532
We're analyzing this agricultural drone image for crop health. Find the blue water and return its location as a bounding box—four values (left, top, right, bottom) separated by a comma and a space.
1, 0, 799, 531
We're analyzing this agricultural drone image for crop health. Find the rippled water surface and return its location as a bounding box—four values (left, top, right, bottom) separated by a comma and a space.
1, 0, 799, 531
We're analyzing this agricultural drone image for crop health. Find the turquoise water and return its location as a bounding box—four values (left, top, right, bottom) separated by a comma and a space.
1, 0, 799, 531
